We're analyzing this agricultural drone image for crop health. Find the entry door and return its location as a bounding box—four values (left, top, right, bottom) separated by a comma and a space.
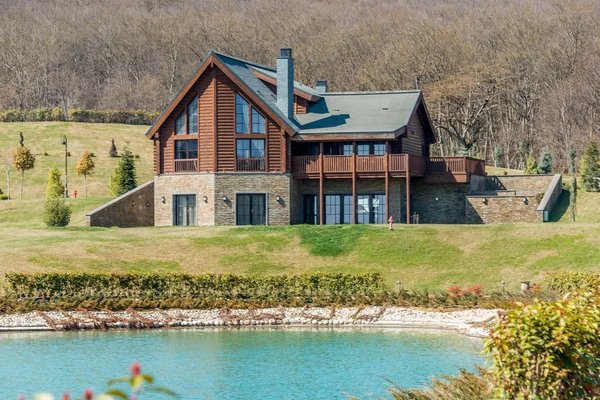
174, 194, 197, 226
236, 194, 266, 225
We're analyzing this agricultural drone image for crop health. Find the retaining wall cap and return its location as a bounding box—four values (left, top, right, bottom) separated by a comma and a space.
537, 174, 563, 212
85, 180, 154, 216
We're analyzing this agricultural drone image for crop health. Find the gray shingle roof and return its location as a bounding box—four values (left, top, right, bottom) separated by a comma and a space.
295, 91, 422, 135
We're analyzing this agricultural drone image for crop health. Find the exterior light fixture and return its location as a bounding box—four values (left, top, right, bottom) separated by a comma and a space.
482, 197, 487, 204
161, 196, 166, 204
131, 200, 135, 207
435, 196, 439, 202
222, 196, 228, 202
203, 196, 208, 203
275, 195, 281, 201
522, 197, 528, 204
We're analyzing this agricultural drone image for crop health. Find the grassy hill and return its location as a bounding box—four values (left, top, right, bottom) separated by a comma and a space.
0, 122, 599, 292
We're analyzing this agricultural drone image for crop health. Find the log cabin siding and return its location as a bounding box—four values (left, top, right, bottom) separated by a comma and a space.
294, 95, 308, 114
215, 69, 236, 171
267, 119, 282, 171
402, 106, 427, 156
198, 68, 215, 172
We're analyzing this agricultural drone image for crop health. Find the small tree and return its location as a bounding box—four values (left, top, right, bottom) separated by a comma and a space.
537, 148, 553, 174
75, 151, 96, 198
43, 198, 72, 227
569, 145, 577, 223
580, 141, 600, 192
109, 146, 137, 196
493, 146, 503, 168
12, 145, 35, 199
109, 138, 118, 157
46, 166, 65, 199
524, 156, 539, 174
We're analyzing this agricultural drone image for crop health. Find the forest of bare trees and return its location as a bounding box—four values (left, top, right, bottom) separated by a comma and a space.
1, 0, 600, 171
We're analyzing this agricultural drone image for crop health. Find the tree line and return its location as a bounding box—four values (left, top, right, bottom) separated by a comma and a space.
1, 0, 600, 171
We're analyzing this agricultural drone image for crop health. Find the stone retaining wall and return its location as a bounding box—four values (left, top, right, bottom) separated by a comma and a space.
86, 181, 154, 227
466, 195, 539, 224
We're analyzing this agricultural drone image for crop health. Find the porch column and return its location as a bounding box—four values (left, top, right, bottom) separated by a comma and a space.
406, 155, 411, 224
352, 152, 357, 224
319, 142, 324, 225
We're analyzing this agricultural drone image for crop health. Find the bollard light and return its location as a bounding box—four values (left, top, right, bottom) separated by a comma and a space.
500, 281, 505, 293
396, 281, 401, 293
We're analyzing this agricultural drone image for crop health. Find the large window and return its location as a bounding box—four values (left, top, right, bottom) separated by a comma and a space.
236, 194, 266, 225
356, 141, 387, 155
175, 112, 185, 135
236, 139, 265, 158
188, 96, 198, 134
236, 93, 266, 134
325, 195, 353, 225
342, 143, 354, 156
175, 140, 198, 159
173, 194, 197, 226
357, 194, 386, 224
304, 195, 318, 225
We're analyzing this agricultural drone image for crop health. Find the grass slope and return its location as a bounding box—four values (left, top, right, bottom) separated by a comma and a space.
0, 122, 153, 199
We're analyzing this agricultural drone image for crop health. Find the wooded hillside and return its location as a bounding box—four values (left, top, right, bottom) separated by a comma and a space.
1, 0, 599, 170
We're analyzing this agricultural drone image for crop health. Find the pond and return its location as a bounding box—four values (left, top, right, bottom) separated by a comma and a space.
0, 327, 485, 399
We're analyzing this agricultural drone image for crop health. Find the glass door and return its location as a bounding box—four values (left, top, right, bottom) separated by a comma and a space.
236, 194, 266, 225
174, 194, 197, 226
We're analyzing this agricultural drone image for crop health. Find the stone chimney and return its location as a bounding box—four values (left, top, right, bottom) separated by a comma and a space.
276, 48, 294, 120
315, 80, 328, 93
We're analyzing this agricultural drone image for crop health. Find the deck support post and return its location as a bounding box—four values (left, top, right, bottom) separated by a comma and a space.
406, 155, 411, 224
319, 142, 324, 225
385, 152, 390, 223
352, 153, 357, 224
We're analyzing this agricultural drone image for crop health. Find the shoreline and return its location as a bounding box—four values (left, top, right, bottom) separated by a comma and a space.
0, 307, 498, 337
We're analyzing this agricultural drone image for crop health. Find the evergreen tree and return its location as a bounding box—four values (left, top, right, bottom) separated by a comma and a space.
580, 141, 600, 192
46, 166, 65, 199
537, 149, 552, 174
75, 150, 95, 198
494, 146, 503, 168
109, 146, 137, 196
43, 198, 72, 227
109, 139, 118, 157
569, 145, 577, 223
524, 156, 539, 174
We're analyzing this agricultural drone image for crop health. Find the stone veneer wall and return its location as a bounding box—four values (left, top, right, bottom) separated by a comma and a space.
476, 175, 554, 195
466, 195, 539, 224
87, 181, 154, 227
154, 174, 215, 226
411, 182, 471, 224
213, 173, 292, 225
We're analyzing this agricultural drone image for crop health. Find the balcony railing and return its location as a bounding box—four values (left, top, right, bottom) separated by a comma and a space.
174, 159, 198, 173
236, 158, 265, 171
291, 154, 485, 178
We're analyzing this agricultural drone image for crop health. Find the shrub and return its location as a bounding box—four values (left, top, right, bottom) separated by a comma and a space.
43, 198, 72, 227
89, 152, 95, 157
46, 166, 65, 199
534, 192, 545, 204
134, 154, 140, 158
545, 271, 600, 294
524, 156, 539, 174
0, 194, 7, 200
0, 108, 159, 125
448, 285, 463, 297
503, 170, 507, 175
580, 141, 600, 192
66, 151, 71, 157
43, 151, 48, 156
485, 293, 600, 399
465, 285, 483, 297
538, 148, 553, 174
109, 139, 118, 157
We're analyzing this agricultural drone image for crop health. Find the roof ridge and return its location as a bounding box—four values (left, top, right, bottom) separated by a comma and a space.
323, 90, 422, 96
211, 50, 276, 72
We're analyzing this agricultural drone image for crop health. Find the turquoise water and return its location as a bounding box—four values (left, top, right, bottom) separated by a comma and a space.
0, 327, 484, 399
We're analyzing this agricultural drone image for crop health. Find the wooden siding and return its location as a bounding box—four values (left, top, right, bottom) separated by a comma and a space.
267, 119, 282, 171
402, 106, 426, 156
294, 95, 308, 114
198, 67, 215, 172
215, 69, 235, 171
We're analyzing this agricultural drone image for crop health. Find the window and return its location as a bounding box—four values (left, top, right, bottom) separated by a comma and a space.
342, 143, 354, 156
236, 93, 250, 133
173, 195, 197, 226
357, 194, 386, 224
252, 108, 265, 133
325, 195, 353, 225
373, 142, 386, 155
175, 112, 185, 135
175, 140, 198, 159
187, 96, 198, 134
304, 195, 318, 225
356, 142, 387, 155
236, 194, 266, 225
357, 143, 370, 155
237, 139, 264, 158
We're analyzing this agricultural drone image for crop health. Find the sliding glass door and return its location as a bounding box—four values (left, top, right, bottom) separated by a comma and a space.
236, 194, 266, 226
173, 194, 197, 226
357, 194, 386, 224
325, 195, 353, 225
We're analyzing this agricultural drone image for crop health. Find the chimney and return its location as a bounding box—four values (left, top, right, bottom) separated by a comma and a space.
315, 80, 328, 93
276, 48, 294, 119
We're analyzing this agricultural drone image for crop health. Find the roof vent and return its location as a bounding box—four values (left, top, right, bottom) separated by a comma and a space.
315, 80, 328, 93
382, 107, 389, 110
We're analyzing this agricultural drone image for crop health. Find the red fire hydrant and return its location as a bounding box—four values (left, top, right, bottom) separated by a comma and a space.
388, 216, 394, 231
73, 190, 77, 199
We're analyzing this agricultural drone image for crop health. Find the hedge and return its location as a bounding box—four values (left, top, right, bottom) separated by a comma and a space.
4, 272, 387, 299
545, 271, 600, 294
0, 108, 159, 125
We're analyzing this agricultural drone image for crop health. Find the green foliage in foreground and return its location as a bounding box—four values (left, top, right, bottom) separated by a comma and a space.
43, 198, 72, 227
485, 292, 600, 399
109, 147, 137, 196
580, 141, 600, 192
0, 107, 159, 125
545, 271, 600, 294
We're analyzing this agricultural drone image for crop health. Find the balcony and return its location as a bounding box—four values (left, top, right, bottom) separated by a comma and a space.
236, 158, 265, 172
174, 159, 198, 173
292, 154, 484, 182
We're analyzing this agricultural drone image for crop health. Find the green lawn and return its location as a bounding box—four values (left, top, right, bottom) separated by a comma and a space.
0, 122, 599, 292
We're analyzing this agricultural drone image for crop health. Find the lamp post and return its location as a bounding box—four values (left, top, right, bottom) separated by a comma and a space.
61, 136, 68, 198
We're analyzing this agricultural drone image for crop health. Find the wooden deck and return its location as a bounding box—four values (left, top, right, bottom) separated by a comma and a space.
292, 155, 484, 182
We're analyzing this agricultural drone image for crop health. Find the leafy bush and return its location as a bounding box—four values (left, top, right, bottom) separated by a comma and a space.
0, 108, 159, 125
0, 194, 7, 200
545, 271, 600, 294
524, 156, 539, 174
43, 198, 72, 227
580, 141, 600, 192
485, 292, 600, 399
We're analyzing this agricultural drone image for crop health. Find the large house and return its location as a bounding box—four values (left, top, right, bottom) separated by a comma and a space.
87, 48, 562, 227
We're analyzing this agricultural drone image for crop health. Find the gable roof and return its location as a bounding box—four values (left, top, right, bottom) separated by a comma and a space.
145, 50, 319, 139
295, 91, 427, 136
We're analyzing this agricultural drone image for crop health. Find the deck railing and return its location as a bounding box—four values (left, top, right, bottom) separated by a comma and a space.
236, 158, 265, 171
174, 159, 198, 173
291, 154, 484, 177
